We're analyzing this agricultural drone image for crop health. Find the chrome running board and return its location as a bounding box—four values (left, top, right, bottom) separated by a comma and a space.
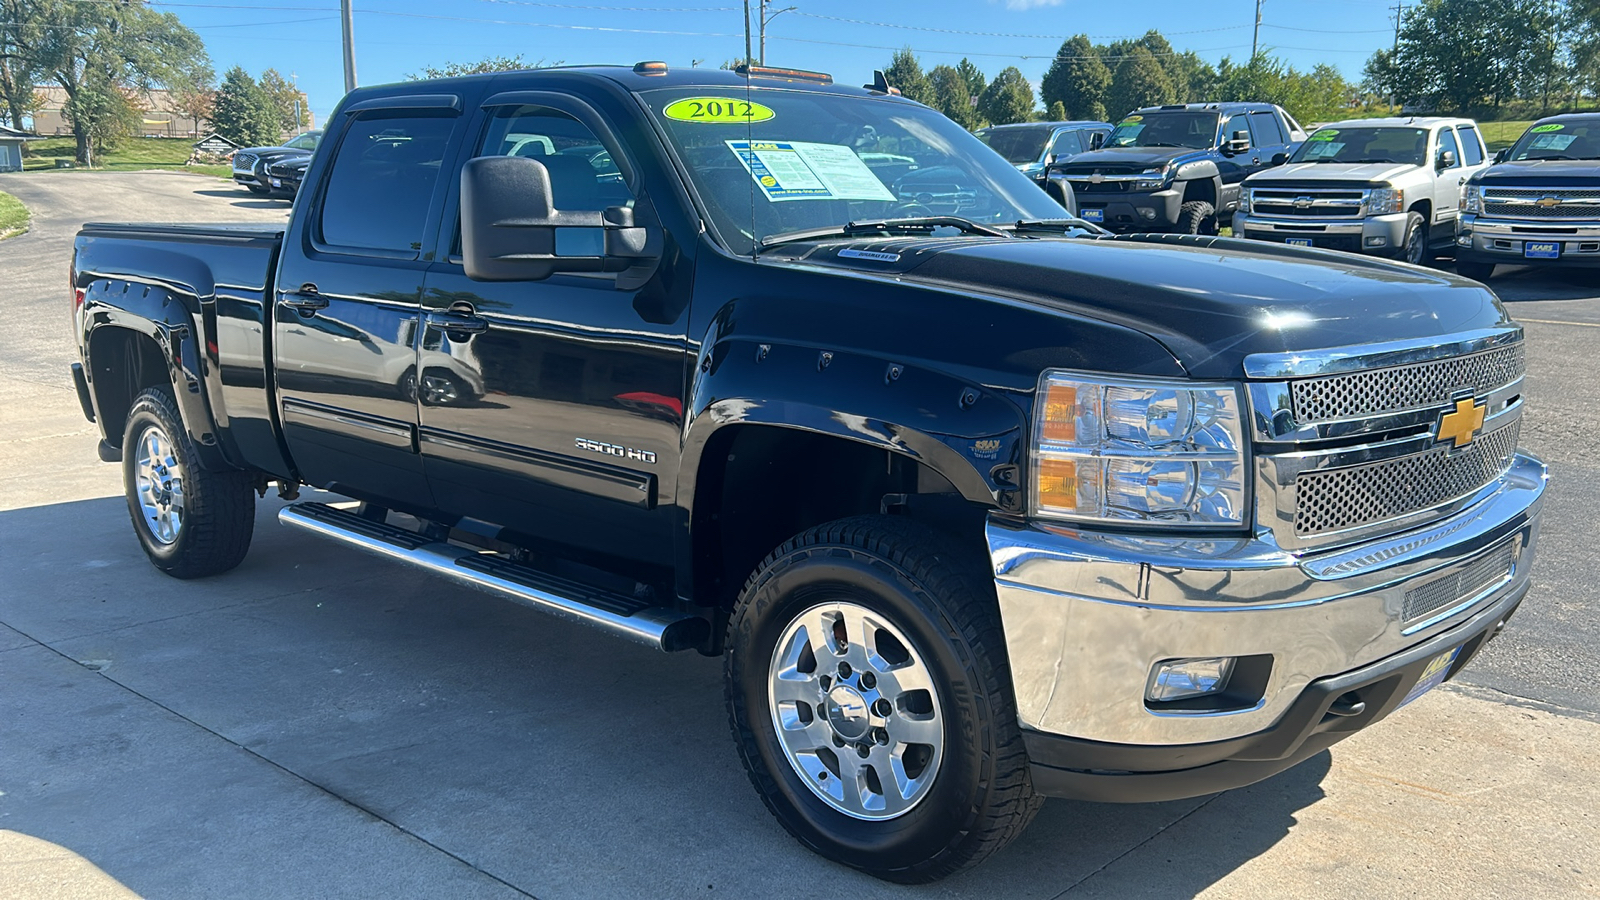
279, 502, 708, 652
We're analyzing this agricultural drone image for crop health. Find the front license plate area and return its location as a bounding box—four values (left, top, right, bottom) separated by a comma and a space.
1284, 238, 1313, 247
270, 178, 282, 187
1080, 208, 1104, 222
1400, 646, 1462, 707
1524, 241, 1560, 259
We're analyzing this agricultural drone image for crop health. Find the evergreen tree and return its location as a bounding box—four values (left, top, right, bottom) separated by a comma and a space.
979, 66, 1035, 125
258, 69, 305, 134
956, 58, 987, 104
928, 64, 980, 129
211, 66, 278, 147
883, 49, 934, 105
1041, 35, 1111, 121
1106, 46, 1174, 120
1047, 100, 1068, 121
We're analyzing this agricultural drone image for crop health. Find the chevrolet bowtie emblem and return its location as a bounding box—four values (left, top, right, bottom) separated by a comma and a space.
1090, 172, 1104, 184
1436, 397, 1486, 448
1535, 196, 1562, 209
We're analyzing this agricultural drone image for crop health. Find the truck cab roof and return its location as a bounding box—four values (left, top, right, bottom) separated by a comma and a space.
349, 63, 899, 104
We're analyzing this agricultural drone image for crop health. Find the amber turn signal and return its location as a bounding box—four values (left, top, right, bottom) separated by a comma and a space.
1038, 382, 1078, 444
1036, 456, 1079, 512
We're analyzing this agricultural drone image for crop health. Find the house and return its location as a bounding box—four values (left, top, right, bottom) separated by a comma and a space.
0, 123, 40, 172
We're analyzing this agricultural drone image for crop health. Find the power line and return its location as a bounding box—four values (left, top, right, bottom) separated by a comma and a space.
784, 13, 1249, 41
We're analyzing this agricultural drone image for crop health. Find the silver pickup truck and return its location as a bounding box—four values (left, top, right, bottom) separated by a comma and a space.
1234, 117, 1490, 264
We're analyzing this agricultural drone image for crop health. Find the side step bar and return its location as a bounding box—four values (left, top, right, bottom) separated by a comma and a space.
279, 502, 708, 652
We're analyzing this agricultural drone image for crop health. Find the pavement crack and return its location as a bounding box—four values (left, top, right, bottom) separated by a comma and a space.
4, 621, 541, 900
1051, 794, 1222, 898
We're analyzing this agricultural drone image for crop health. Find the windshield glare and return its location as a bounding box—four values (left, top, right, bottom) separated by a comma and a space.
1508, 120, 1600, 161
977, 126, 1051, 164
285, 131, 321, 150
1290, 127, 1428, 166
642, 87, 1065, 254
1107, 112, 1218, 149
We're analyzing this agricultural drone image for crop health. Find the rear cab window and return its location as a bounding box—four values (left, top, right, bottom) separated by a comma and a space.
1457, 125, 1485, 165
319, 112, 456, 254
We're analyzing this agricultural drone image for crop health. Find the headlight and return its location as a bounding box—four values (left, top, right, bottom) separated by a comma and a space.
1032, 371, 1248, 528
1132, 164, 1172, 192
1462, 184, 1481, 214
1364, 187, 1403, 215
1239, 189, 1252, 214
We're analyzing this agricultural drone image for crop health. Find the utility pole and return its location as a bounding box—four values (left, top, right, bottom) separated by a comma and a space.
340, 0, 357, 94
292, 71, 302, 132
1389, 0, 1403, 111
758, 1, 796, 65
1251, 0, 1262, 61
743, 0, 752, 66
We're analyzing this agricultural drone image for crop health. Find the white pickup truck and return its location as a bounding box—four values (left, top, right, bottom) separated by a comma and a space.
1233, 117, 1491, 264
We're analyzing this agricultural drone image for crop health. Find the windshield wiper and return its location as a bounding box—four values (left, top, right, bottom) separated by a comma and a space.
1141, 141, 1183, 148
1005, 218, 1101, 236
759, 216, 1007, 249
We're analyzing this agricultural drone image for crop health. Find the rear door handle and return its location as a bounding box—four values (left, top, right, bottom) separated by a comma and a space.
425, 311, 489, 338
282, 284, 328, 312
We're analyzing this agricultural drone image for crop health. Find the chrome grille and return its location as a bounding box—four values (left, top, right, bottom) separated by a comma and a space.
1294, 418, 1520, 536
1482, 187, 1600, 221
1402, 541, 1515, 621
233, 152, 259, 172
1251, 188, 1365, 219
1292, 343, 1525, 422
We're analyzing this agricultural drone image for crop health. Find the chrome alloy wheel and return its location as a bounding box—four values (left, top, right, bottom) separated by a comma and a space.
768, 601, 944, 820
133, 424, 185, 544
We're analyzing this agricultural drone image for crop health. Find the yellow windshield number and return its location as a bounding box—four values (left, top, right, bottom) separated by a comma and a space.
663, 97, 775, 124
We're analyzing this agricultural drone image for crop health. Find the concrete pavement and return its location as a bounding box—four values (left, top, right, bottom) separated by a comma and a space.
1, 171, 1597, 899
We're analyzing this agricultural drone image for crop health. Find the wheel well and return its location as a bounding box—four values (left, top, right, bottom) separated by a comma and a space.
1182, 178, 1217, 207
88, 327, 169, 448
691, 425, 988, 609
1408, 199, 1432, 224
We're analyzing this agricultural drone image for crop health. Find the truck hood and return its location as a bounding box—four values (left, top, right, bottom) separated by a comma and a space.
1246, 161, 1418, 185
1472, 159, 1600, 187
1056, 146, 1211, 171
789, 234, 1509, 379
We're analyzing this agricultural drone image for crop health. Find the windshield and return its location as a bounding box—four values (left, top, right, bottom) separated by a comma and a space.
1289, 127, 1428, 166
976, 126, 1052, 164
1507, 120, 1600, 161
642, 86, 1065, 254
284, 131, 321, 151
1106, 112, 1218, 149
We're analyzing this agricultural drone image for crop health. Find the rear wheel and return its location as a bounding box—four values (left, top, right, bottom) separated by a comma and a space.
1177, 200, 1218, 235
726, 516, 1040, 883
122, 387, 255, 578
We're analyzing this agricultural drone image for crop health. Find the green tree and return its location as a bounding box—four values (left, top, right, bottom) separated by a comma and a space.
0, 0, 45, 131
1362, 0, 1568, 114
928, 64, 980, 129
210, 66, 277, 148
409, 54, 553, 80
956, 58, 987, 103
1106, 46, 1174, 119
1047, 100, 1068, 121
257, 68, 305, 134
0, 0, 210, 163
1164, 51, 1217, 104
1040, 35, 1111, 121
883, 49, 934, 105
979, 66, 1035, 125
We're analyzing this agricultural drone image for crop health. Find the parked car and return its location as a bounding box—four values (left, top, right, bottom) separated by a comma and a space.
974, 120, 1111, 192
1457, 113, 1600, 280
1046, 102, 1307, 233
232, 129, 323, 195
262, 154, 311, 196
1234, 117, 1490, 264
68, 63, 1545, 883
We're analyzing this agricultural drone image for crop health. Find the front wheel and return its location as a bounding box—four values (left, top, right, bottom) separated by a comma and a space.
122, 387, 255, 578
725, 516, 1040, 883
1455, 259, 1496, 281
1177, 199, 1218, 235
1401, 211, 1430, 266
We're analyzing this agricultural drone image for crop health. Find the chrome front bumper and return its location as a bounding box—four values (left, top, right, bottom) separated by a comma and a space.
1235, 211, 1408, 251
1457, 214, 1600, 264
987, 452, 1547, 746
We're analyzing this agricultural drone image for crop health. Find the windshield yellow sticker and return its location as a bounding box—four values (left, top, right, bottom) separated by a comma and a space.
663, 97, 775, 124
1121, 115, 1142, 123
1529, 123, 1563, 133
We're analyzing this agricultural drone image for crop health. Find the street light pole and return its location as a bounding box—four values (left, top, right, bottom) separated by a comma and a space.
340, 0, 358, 94
1250, 0, 1263, 61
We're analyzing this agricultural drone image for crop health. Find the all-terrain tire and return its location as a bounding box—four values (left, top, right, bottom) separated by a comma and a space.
122, 387, 255, 579
1455, 259, 1496, 282
725, 515, 1041, 883
1177, 199, 1218, 235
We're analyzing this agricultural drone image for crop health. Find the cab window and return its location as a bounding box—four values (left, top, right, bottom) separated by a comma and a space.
1436, 128, 1461, 167
1457, 125, 1485, 165
1247, 111, 1285, 146
319, 112, 455, 253
476, 105, 633, 211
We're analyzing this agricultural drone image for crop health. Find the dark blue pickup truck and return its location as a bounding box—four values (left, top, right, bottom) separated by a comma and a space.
68, 63, 1545, 881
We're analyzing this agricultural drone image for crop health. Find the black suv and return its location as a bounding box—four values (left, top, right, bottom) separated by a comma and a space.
231, 129, 322, 195
1046, 102, 1306, 233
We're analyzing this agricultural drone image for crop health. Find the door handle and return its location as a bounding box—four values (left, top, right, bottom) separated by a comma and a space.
282, 284, 328, 313
425, 311, 489, 339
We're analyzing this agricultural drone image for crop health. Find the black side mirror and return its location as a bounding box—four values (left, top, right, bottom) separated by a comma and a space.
460, 155, 659, 284
1437, 149, 1456, 170
1226, 130, 1251, 154
1271, 152, 1289, 166
1089, 132, 1105, 151
1493, 148, 1508, 164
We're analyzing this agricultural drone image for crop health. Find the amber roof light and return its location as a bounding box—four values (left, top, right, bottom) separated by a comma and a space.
733, 63, 832, 85
633, 61, 669, 75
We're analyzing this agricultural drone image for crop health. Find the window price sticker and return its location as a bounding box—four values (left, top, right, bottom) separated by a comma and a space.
727, 140, 895, 203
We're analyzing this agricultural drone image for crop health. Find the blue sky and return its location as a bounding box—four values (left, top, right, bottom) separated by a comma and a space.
166, 0, 1402, 126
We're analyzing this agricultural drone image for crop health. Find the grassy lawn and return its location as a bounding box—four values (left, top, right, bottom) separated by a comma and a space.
22, 136, 230, 179
0, 190, 29, 240
1478, 121, 1532, 152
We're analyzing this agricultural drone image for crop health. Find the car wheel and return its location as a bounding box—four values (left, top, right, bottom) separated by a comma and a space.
419, 371, 468, 406
1178, 200, 1218, 235
726, 516, 1040, 883
246, 184, 270, 195
1455, 260, 1495, 281
1402, 212, 1430, 265
122, 387, 255, 579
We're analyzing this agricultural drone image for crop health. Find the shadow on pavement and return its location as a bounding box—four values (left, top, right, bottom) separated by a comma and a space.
0, 496, 1329, 898
1442, 262, 1600, 303
191, 188, 292, 210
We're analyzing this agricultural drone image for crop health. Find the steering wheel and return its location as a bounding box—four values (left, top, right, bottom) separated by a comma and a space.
886, 201, 937, 218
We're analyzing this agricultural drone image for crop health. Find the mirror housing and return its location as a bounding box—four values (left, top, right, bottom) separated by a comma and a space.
1436, 149, 1456, 170
1494, 147, 1508, 164
1089, 132, 1105, 151
460, 155, 660, 284
1271, 151, 1289, 167
1225, 130, 1251, 154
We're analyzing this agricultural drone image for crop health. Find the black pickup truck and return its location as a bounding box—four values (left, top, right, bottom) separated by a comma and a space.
69, 64, 1546, 882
